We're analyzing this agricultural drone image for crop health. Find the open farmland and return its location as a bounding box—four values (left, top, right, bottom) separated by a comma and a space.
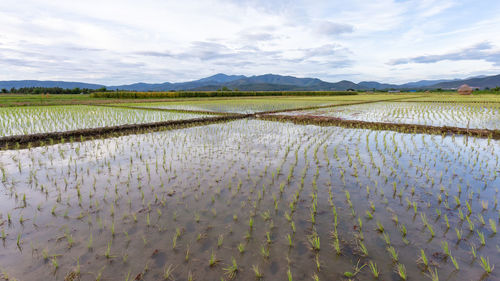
0, 93, 499, 281
0, 105, 210, 137
112, 98, 352, 114
276, 102, 500, 130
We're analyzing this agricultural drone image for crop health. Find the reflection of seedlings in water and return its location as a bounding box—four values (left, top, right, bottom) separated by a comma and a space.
449, 254, 459, 271
344, 260, 366, 278
87, 234, 93, 250
466, 216, 474, 232
314, 254, 320, 272
162, 264, 175, 280
217, 234, 223, 248
477, 214, 485, 226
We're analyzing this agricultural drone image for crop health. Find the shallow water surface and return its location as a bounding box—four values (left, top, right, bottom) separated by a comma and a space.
0, 119, 498, 280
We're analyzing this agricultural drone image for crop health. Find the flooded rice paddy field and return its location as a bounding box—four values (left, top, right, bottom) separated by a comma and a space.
398, 95, 500, 103
277, 102, 500, 130
0, 105, 209, 136
114, 98, 365, 114
0, 119, 498, 281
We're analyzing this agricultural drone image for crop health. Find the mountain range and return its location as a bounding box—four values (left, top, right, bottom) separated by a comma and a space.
1, 73, 499, 92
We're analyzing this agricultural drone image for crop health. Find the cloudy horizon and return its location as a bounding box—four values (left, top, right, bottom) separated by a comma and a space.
1, 0, 500, 85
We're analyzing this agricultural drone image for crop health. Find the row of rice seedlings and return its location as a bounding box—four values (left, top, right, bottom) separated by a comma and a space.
280, 102, 500, 130
0, 105, 210, 136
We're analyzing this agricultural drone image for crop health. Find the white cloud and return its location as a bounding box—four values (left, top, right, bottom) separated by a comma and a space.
0, 0, 499, 84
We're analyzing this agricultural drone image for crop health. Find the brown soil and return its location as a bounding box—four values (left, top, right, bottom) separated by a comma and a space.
0, 114, 250, 149
258, 114, 500, 139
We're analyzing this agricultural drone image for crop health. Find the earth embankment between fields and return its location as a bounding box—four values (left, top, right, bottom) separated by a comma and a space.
0, 114, 250, 148
257, 114, 500, 139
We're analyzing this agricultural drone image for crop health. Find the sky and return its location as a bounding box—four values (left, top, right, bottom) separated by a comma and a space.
1, 0, 500, 85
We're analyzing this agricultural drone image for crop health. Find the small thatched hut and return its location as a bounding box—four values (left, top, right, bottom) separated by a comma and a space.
458, 84, 472, 95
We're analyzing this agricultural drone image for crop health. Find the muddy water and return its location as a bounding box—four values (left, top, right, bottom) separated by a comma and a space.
0, 119, 498, 280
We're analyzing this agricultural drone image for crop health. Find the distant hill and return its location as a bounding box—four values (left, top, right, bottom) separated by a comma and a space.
358, 81, 398, 90
425, 74, 500, 89
0, 80, 105, 90
1, 73, 500, 91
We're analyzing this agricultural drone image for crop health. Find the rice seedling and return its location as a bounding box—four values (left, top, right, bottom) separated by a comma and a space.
209, 251, 218, 267
308, 232, 320, 252
387, 246, 399, 262
479, 256, 494, 274
365, 210, 373, 219
466, 216, 474, 232
395, 263, 407, 280
343, 260, 366, 278
163, 264, 175, 280
417, 249, 429, 268
260, 245, 270, 259
357, 240, 369, 256
51, 256, 59, 272
252, 265, 263, 279
444, 214, 450, 229
368, 260, 379, 278
489, 219, 497, 234
455, 228, 463, 241
441, 241, 450, 257
184, 246, 190, 262
470, 244, 477, 259
223, 257, 239, 280
477, 230, 486, 246
237, 243, 245, 254
383, 232, 391, 245
376, 221, 384, 233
